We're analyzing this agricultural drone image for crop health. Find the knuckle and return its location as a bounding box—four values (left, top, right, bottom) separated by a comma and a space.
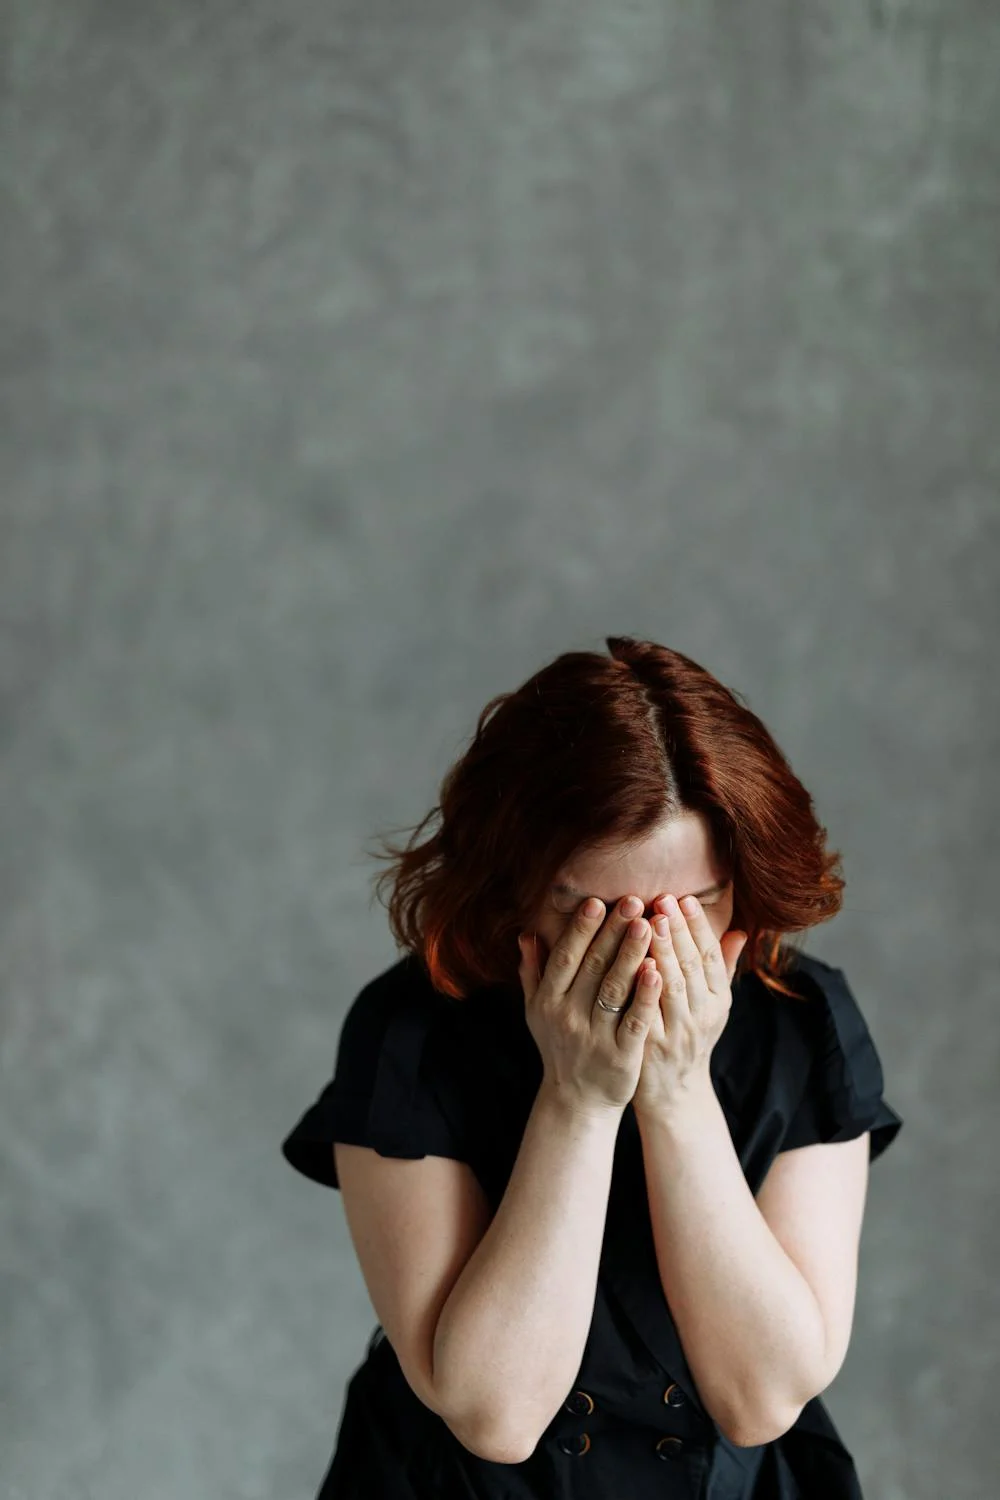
598, 973, 627, 1005
549, 946, 577, 977
552, 1008, 578, 1038
581, 948, 607, 980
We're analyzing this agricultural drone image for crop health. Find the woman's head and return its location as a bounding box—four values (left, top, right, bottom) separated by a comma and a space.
527, 808, 736, 977
368, 635, 844, 1002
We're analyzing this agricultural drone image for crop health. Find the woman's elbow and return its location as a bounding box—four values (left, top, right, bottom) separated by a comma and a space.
724, 1400, 804, 1449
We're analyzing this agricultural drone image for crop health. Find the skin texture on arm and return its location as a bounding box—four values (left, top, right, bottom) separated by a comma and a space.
635, 1083, 869, 1444
753, 1132, 870, 1398
431, 1083, 623, 1463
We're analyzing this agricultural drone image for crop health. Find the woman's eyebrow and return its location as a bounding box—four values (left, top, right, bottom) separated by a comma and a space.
552, 880, 728, 903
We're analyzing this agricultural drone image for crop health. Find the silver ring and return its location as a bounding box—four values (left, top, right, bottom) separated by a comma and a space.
595, 997, 625, 1013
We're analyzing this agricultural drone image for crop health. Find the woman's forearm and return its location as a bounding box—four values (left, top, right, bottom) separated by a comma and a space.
432, 1084, 620, 1463
635, 1079, 827, 1446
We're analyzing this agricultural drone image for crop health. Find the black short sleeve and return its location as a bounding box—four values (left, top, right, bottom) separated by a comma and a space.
280, 961, 471, 1191
780, 958, 903, 1163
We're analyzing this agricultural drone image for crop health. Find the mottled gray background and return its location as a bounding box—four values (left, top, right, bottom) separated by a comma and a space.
1, 1, 997, 1497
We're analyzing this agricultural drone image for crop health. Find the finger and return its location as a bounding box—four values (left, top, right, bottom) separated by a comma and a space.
541, 898, 608, 1000
721, 928, 749, 987
517, 934, 539, 1002
595, 915, 654, 1017
653, 897, 711, 1007
562, 897, 652, 1013
583, 898, 652, 987
674, 896, 730, 997
647, 913, 689, 1018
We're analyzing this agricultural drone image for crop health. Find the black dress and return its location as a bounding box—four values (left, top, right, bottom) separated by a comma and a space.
281, 949, 903, 1499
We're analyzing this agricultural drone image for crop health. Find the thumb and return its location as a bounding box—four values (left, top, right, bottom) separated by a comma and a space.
723, 929, 749, 985
516, 933, 539, 999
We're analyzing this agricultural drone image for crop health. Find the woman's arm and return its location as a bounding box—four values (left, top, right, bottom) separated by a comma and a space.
432, 1083, 621, 1463
635, 1078, 860, 1446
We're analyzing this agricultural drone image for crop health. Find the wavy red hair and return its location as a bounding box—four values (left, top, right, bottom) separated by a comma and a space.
365, 636, 845, 1003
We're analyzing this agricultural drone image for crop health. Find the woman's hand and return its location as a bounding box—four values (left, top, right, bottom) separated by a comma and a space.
517, 898, 665, 1118
631, 895, 748, 1118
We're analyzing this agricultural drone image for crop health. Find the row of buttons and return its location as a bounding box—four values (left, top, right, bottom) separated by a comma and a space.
564, 1383, 687, 1416
558, 1384, 688, 1461
558, 1433, 685, 1461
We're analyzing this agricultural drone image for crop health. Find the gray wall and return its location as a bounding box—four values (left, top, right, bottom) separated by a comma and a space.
2, 2, 997, 1497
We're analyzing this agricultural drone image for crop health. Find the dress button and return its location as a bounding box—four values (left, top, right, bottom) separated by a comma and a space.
663, 1382, 686, 1408
557, 1432, 592, 1456
564, 1390, 595, 1416
655, 1436, 684, 1461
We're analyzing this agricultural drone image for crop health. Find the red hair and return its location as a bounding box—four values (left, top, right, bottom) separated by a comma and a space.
365, 636, 845, 1003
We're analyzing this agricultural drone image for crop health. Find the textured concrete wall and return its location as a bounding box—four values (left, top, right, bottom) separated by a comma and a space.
1, 2, 997, 1497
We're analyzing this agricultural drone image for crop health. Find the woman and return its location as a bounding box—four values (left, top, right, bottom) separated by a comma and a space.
281, 635, 903, 1499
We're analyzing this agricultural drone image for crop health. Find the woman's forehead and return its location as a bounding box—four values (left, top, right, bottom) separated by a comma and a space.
551, 877, 729, 903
